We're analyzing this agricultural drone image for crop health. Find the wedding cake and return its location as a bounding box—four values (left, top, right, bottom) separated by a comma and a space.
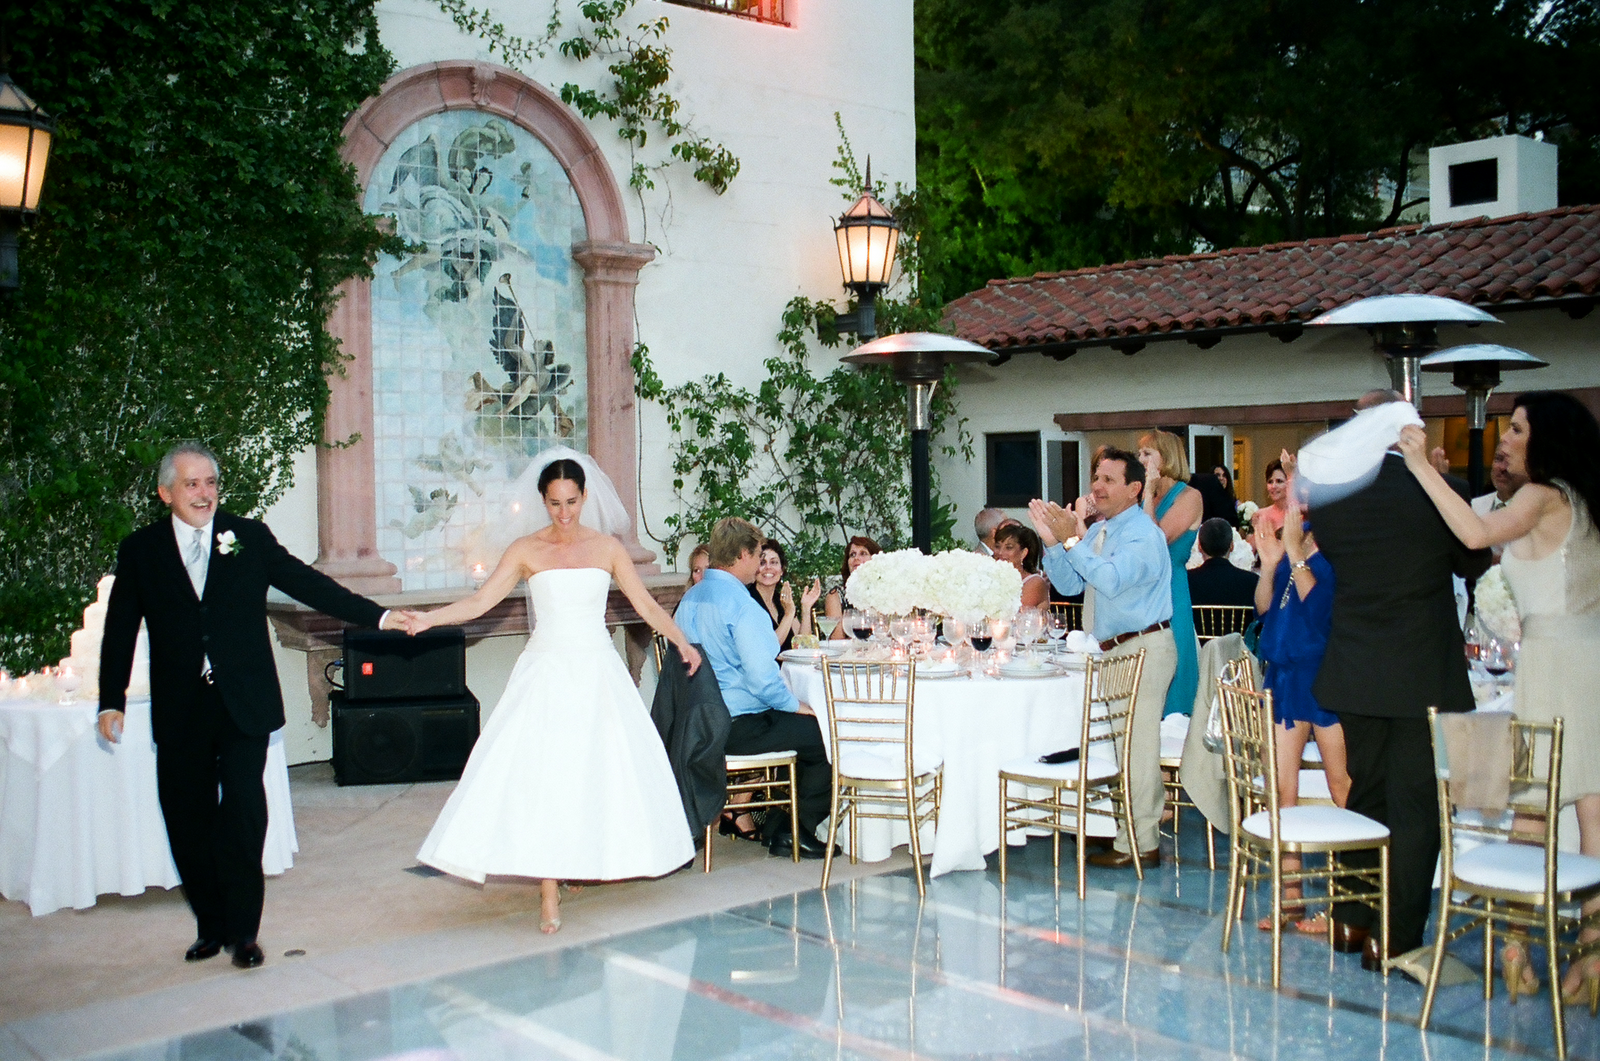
62, 575, 150, 701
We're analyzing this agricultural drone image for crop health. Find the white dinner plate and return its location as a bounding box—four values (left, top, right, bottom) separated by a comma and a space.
916, 663, 964, 680
779, 646, 847, 663
997, 661, 1066, 679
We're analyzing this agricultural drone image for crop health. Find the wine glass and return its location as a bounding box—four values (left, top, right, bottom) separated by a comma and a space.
1014, 609, 1044, 664
815, 613, 840, 640
848, 610, 874, 642
1046, 609, 1070, 649
889, 617, 915, 657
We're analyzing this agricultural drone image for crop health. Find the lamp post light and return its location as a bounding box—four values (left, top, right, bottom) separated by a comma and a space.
1306, 293, 1502, 406
1420, 344, 1548, 493
825, 164, 900, 342
842, 332, 990, 553
0, 70, 55, 290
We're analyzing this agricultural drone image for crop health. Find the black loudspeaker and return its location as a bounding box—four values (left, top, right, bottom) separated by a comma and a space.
341, 627, 466, 702
331, 690, 479, 785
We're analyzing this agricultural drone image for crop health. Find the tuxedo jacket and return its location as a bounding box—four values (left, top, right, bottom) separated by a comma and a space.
99, 511, 385, 743
1309, 454, 1490, 719
1187, 557, 1259, 608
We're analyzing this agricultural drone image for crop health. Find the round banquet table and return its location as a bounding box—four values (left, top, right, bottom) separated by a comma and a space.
782, 660, 1106, 877
0, 696, 297, 916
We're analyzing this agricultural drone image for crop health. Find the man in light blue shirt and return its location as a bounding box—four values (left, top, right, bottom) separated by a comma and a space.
676, 517, 832, 859
1030, 448, 1177, 869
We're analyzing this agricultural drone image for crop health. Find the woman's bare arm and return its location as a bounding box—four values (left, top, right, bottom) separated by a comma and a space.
610, 540, 702, 674
411, 542, 530, 631
1397, 425, 1547, 549
1154, 485, 1203, 546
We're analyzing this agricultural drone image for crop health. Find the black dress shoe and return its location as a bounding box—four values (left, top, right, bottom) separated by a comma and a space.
768, 830, 840, 861
231, 942, 265, 969
184, 938, 223, 962
1331, 921, 1370, 954
1086, 848, 1160, 869
1361, 934, 1421, 978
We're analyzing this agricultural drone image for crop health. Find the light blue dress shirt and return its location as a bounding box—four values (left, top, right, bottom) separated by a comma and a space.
1041, 505, 1173, 643
674, 568, 800, 717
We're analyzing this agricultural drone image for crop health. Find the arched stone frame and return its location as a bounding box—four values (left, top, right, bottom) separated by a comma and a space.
317, 60, 657, 592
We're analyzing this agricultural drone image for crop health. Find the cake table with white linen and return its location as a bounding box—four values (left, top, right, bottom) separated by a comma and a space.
0, 696, 296, 916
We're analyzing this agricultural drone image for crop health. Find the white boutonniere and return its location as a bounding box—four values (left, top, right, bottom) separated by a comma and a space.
216, 530, 241, 556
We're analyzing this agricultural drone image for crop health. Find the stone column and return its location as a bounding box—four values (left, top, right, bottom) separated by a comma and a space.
314, 277, 401, 593
573, 239, 659, 572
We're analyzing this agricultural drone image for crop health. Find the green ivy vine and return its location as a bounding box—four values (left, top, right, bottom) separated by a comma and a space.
436, 0, 739, 195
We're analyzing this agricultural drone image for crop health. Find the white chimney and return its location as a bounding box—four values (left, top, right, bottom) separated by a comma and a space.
1428, 135, 1557, 223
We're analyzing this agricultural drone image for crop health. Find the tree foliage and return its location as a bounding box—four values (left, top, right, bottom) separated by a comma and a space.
0, 1, 400, 672
917, 0, 1600, 300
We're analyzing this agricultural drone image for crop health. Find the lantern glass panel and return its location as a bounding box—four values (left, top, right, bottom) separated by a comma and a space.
0, 125, 50, 211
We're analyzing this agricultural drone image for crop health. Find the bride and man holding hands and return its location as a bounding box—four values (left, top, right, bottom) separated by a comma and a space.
99, 442, 825, 965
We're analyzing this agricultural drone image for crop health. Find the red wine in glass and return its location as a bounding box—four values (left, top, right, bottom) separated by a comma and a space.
850, 624, 872, 640
1484, 665, 1509, 676
970, 635, 993, 652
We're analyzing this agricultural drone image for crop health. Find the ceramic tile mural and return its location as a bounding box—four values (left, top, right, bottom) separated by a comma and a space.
364, 110, 588, 590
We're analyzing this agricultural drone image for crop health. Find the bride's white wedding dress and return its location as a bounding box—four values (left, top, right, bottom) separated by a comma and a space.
417, 567, 694, 881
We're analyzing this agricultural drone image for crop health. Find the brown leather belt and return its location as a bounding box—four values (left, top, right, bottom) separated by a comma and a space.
1100, 620, 1171, 652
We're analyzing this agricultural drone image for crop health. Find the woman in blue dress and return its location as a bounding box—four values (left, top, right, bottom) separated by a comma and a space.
1252, 493, 1352, 931
1138, 431, 1203, 716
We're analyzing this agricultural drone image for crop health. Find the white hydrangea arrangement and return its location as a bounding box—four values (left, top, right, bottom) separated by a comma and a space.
1475, 565, 1522, 642
845, 547, 1023, 622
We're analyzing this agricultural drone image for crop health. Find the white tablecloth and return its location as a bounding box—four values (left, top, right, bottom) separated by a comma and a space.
782, 662, 1091, 876
0, 697, 297, 916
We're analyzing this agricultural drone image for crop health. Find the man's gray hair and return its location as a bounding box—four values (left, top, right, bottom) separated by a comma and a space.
1355, 388, 1406, 411
974, 507, 1007, 540
158, 442, 220, 487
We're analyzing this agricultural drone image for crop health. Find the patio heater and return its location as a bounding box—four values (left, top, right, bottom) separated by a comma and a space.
1306, 293, 1501, 406
0, 70, 55, 290
824, 164, 901, 342
842, 332, 991, 553
1420, 344, 1547, 493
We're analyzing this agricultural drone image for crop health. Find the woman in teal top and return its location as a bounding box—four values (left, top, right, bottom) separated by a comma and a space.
1139, 431, 1204, 716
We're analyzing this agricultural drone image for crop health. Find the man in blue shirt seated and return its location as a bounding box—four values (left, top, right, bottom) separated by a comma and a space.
1029, 447, 1177, 870
675, 517, 834, 859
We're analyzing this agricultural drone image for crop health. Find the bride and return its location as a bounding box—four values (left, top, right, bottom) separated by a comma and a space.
410, 449, 702, 933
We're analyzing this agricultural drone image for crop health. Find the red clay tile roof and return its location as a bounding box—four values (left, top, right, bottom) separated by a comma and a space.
942, 205, 1600, 352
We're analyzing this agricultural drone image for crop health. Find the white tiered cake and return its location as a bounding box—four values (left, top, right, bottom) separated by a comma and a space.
63, 575, 150, 701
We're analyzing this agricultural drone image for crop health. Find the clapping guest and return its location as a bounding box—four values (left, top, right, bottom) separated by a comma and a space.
823, 535, 882, 638
748, 541, 821, 652
1398, 392, 1600, 1002
1140, 430, 1203, 717
1254, 457, 1291, 539
994, 522, 1049, 610
1253, 497, 1351, 933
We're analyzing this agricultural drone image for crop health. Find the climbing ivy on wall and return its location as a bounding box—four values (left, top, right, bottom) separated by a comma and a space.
436, 0, 740, 196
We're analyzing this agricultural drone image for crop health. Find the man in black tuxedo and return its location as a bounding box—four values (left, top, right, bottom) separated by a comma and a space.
97, 443, 409, 968
1307, 391, 1490, 971
1187, 518, 1258, 607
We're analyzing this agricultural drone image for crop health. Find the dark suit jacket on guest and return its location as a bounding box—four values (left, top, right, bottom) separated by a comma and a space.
1309, 454, 1490, 718
651, 643, 731, 835
99, 510, 386, 744
1187, 557, 1259, 608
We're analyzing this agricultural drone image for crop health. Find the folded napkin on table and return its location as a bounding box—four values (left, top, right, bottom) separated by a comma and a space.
1064, 630, 1103, 655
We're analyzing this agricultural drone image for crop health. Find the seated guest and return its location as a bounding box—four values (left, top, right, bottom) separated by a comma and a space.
685, 543, 710, 589
974, 508, 1007, 555
994, 522, 1049, 610
1188, 518, 1258, 607
1253, 497, 1351, 934
675, 517, 833, 858
748, 540, 821, 652
822, 535, 882, 638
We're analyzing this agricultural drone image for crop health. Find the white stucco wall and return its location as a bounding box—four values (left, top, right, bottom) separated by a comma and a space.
260, 0, 917, 762
935, 309, 1600, 535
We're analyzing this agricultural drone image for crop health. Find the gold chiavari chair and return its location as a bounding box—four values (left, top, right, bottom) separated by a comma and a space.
1420, 709, 1600, 1060
1047, 601, 1084, 634
1192, 604, 1256, 645
820, 659, 942, 897
652, 633, 800, 872
998, 649, 1147, 899
1160, 725, 1216, 869
1217, 663, 1390, 988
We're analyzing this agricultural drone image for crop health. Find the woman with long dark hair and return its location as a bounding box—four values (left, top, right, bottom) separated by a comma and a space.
1399, 391, 1600, 1003
822, 535, 882, 639
748, 540, 821, 651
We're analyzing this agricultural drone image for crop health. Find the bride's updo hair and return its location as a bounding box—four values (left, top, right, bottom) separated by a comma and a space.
537, 458, 587, 497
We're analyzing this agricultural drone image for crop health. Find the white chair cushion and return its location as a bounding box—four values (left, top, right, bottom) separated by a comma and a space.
1159, 713, 1190, 761
1242, 805, 1389, 844
1000, 748, 1120, 784
1454, 842, 1600, 895
837, 747, 941, 782
727, 751, 796, 765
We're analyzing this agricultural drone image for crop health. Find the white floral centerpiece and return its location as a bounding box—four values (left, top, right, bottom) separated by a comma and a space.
845, 548, 932, 617
922, 549, 1023, 622
1475, 565, 1522, 642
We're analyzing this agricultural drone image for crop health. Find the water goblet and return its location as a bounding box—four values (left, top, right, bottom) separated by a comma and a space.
1014, 609, 1044, 664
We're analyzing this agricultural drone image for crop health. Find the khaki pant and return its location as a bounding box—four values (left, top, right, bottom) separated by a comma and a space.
1106, 628, 1177, 855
